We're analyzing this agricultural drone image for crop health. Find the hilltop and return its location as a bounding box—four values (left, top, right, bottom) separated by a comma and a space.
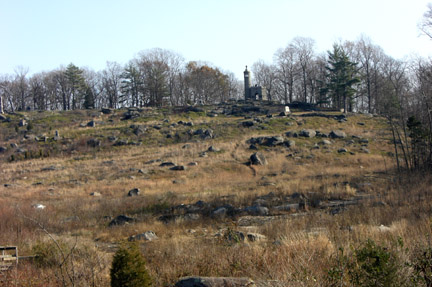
0, 102, 431, 286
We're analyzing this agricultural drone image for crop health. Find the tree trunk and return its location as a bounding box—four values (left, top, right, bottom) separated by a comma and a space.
0, 95, 4, 114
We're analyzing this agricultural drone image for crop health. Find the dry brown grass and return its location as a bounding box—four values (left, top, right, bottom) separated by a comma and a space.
0, 110, 431, 286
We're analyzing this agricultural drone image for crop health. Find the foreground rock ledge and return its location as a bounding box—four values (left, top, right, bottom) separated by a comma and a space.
175, 276, 256, 287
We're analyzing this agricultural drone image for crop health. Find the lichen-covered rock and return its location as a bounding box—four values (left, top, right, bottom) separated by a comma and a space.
250, 152, 267, 165
175, 277, 256, 287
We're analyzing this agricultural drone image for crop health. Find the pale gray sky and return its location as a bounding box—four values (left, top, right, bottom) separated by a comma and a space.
1, 0, 431, 79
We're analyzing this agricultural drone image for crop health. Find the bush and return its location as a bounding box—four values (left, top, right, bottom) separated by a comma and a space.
327, 239, 408, 287
110, 241, 152, 287
32, 240, 68, 268
411, 244, 432, 286
349, 239, 399, 286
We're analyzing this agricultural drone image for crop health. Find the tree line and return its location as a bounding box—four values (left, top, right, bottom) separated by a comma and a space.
0, 48, 241, 113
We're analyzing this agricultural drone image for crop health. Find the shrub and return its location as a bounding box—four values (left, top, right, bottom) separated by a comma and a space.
110, 241, 152, 287
411, 244, 432, 286
349, 239, 399, 286
327, 239, 408, 287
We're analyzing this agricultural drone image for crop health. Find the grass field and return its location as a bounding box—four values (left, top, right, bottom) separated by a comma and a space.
0, 105, 431, 286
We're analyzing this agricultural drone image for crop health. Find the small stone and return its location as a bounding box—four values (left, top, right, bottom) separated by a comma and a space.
207, 146, 220, 152
128, 231, 158, 242
127, 188, 140, 196
170, 165, 186, 171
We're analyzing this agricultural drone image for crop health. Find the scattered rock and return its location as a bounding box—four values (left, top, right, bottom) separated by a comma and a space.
361, 146, 370, 153
87, 120, 96, 127
41, 165, 61, 171
175, 276, 256, 287
284, 140, 295, 148
188, 162, 198, 166
299, 129, 316, 138
128, 231, 158, 242
32, 204, 46, 209
247, 136, 284, 147
318, 139, 332, 145
250, 152, 267, 165
249, 144, 258, 150
101, 108, 113, 114
19, 119, 27, 127
329, 130, 347, 139
247, 233, 267, 242
0, 146, 7, 153
122, 110, 140, 120
132, 125, 147, 136
87, 138, 101, 147
244, 205, 269, 216
127, 188, 140, 196
160, 162, 176, 167
207, 146, 220, 152
338, 148, 348, 153
170, 165, 186, 171
242, 121, 255, 127
108, 215, 135, 227
90, 192, 101, 197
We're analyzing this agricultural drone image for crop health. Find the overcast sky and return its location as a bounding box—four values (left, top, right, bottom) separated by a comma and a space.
1, 0, 431, 80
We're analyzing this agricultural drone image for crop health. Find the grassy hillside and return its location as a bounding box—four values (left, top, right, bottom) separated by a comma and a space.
0, 104, 431, 286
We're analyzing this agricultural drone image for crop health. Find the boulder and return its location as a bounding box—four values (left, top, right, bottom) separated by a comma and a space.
329, 130, 347, 139
128, 231, 158, 242
285, 131, 298, 138
247, 233, 267, 242
207, 146, 220, 152
247, 136, 284, 147
242, 121, 255, 127
160, 162, 176, 167
318, 139, 332, 145
170, 165, 186, 171
101, 108, 113, 114
250, 152, 267, 165
127, 188, 140, 196
87, 138, 101, 147
87, 120, 96, 127
244, 205, 269, 216
0, 146, 7, 153
108, 215, 135, 227
175, 277, 256, 287
299, 129, 316, 138
132, 125, 147, 136
338, 148, 348, 153
19, 119, 27, 127
122, 110, 140, 120
284, 140, 295, 148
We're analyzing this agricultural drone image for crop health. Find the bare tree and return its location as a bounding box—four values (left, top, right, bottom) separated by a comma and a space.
100, 62, 122, 109
251, 60, 277, 101
292, 37, 316, 103
274, 45, 298, 104
420, 3, 432, 39
14, 66, 29, 111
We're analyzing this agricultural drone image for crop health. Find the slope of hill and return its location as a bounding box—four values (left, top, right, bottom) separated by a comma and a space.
0, 103, 430, 286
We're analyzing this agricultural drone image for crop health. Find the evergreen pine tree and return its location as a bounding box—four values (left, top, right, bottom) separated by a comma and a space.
321, 44, 360, 112
65, 63, 86, 110
83, 85, 95, 109
110, 241, 152, 287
